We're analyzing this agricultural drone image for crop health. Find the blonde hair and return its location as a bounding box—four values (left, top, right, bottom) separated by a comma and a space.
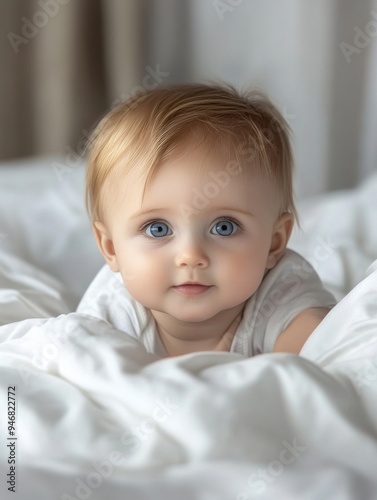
85, 82, 297, 222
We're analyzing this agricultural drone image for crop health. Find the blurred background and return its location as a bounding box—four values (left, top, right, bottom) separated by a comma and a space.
1, 0, 377, 199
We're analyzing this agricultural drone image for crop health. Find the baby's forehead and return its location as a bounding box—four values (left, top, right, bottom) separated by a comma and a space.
110, 143, 267, 201
102, 130, 277, 213
151, 150, 257, 193
161, 135, 259, 173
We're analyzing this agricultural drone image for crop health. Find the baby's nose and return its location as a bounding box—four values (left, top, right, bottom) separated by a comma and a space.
174, 240, 209, 268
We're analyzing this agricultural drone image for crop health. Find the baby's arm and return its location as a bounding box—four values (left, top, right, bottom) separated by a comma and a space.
273, 307, 330, 354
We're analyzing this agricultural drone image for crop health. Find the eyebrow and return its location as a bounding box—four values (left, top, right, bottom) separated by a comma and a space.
129, 208, 172, 220
214, 207, 254, 217
129, 207, 254, 220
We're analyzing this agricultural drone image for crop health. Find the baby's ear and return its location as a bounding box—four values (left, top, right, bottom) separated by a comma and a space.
93, 221, 119, 272
266, 212, 294, 270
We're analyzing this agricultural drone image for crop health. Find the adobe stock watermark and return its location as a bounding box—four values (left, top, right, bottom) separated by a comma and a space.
340, 10, 377, 63
120, 397, 179, 453
80, 273, 136, 320
7, 0, 72, 54
61, 397, 179, 500
177, 106, 296, 222
237, 438, 307, 498
246, 235, 336, 332
179, 159, 242, 220
354, 357, 377, 393
212, 0, 245, 21
110, 64, 170, 109
52, 64, 170, 182
17, 316, 106, 387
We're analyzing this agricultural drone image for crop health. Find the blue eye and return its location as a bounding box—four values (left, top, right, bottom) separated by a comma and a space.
211, 219, 239, 237
144, 221, 172, 238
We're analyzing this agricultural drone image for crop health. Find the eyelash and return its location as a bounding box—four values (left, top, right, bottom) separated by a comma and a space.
213, 216, 243, 233
139, 219, 168, 233
139, 216, 243, 236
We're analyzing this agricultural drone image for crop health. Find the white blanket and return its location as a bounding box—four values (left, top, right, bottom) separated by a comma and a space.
1, 262, 377, 499
2, 159, 377, 499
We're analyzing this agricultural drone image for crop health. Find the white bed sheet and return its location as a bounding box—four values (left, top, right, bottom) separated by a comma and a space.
1, 157, 377, 499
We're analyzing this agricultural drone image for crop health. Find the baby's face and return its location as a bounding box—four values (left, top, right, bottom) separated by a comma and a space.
96, 143, 291, 324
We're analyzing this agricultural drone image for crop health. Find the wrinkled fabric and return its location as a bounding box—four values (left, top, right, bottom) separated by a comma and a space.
1, 260, 377, 499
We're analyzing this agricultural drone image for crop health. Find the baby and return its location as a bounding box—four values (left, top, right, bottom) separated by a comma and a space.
77, 83, 336, 357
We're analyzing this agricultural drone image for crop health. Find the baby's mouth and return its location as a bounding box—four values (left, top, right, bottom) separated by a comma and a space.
173, 283, 212, 295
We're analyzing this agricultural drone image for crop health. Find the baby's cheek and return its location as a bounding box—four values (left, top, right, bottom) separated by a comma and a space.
120, 260, 163, 303
231, 256, 265, 296
120, 251, 150, 282
122, 276, 149, 305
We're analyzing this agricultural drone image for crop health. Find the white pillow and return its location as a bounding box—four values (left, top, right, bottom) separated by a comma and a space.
290, 172, 377, 300
0, 251, 72, 323
0, 156, 103, 307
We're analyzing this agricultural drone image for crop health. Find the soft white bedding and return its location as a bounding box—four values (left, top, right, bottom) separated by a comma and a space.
0, 157, 103, 314
1, 157, 377, 499
290, 173, 377, 301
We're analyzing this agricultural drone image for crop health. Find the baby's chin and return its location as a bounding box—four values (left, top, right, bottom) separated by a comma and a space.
170, 313, 217, 324
147, 305, 215, 323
